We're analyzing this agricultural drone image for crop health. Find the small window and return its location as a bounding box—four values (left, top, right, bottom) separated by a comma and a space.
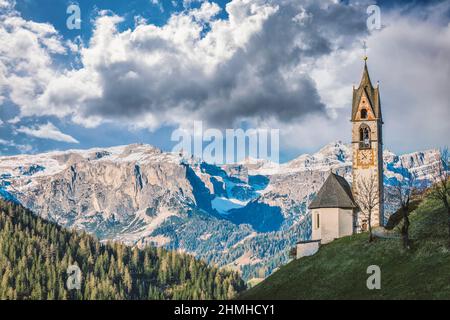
360, 108, 368, 119
316, 213, 320, 229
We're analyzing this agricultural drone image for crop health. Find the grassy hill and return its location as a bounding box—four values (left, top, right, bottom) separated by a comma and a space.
240, 196, 450, 300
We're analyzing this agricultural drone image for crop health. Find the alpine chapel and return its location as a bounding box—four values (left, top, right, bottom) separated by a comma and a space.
296, 59, 384, 259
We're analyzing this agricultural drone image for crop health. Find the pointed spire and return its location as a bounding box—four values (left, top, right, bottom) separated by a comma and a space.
358, 59, 374, 90
352, 59, 382, 121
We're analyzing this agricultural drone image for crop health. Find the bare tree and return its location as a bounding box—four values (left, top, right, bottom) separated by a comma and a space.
429, 147, 450, 247
395, 173, 416, 250
354, 173, 380, 242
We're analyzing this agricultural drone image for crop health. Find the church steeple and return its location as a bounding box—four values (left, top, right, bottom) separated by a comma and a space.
352, 59, 382, 121
359, 60, 374, 90
351, 57, 385, 228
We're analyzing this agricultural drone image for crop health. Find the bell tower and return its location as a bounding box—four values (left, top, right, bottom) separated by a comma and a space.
351, 58, 384, 227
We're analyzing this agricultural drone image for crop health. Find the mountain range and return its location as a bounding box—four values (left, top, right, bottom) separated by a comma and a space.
0, 142, 442, 280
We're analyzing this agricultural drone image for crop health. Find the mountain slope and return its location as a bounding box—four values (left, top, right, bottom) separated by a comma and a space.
240, 195, 450, 300
0, 142, 442, 280
0, 199, 245, 300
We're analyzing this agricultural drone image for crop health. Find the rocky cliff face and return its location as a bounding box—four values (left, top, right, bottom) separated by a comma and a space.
0, 142, 442, 280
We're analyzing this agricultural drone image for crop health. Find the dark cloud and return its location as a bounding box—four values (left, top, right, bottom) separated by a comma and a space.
59, 0, 370, 128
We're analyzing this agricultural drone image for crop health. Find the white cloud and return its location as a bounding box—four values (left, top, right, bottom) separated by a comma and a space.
16, 122, 79, 144
15, 143, 32, 153
6, 116, 20, 124
0, 2, 66, 122
0, 0, 14, 10
31, 0, 287, 128
0, 137, 33, 154
2, 0, 362, 137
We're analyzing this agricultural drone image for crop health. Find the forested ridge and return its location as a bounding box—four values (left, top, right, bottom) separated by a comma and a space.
0, 200, 246, 300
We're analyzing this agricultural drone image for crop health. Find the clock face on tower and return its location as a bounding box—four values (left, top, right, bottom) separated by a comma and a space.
357, 149, 374, 167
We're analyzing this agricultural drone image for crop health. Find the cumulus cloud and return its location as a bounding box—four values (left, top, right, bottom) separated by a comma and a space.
0, 0, 65, 121
28, 0, 370, 130
366, 10, 450, 153
0, 0, 14, 10
16, 122, 79, 144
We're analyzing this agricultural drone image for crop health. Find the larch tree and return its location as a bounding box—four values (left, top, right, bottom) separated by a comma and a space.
354, 173, 380, 242
429, 147, 449, 247
395, 173, 416, 249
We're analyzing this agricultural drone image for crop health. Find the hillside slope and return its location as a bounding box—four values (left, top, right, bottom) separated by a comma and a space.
0, 200, 245, 300
240, 196, 450, 300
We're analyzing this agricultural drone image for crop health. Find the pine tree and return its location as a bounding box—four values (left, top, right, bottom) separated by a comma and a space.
0, 200, 246, 300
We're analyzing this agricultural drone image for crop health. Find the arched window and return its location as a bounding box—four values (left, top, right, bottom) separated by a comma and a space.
359, 124, 371, 149
360, 108, 368, 119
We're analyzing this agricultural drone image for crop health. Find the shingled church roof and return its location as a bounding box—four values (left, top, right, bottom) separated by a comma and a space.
308, 173, 358, 209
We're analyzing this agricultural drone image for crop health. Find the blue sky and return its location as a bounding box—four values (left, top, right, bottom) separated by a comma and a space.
0, 0, 449, 162
15, 1, 231, 36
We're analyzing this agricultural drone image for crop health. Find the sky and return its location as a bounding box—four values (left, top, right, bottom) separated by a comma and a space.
0, 0, 449, 162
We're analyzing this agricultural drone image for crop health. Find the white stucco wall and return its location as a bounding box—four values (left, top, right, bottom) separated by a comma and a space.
312, 208, 339, 244
312, 208, 355, 244
338, 208, 354, 238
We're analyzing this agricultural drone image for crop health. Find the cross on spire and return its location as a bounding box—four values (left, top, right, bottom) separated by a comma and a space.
362, 41, 368, 61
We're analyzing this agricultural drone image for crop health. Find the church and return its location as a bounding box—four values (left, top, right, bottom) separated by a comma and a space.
296, 59, 384, 259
